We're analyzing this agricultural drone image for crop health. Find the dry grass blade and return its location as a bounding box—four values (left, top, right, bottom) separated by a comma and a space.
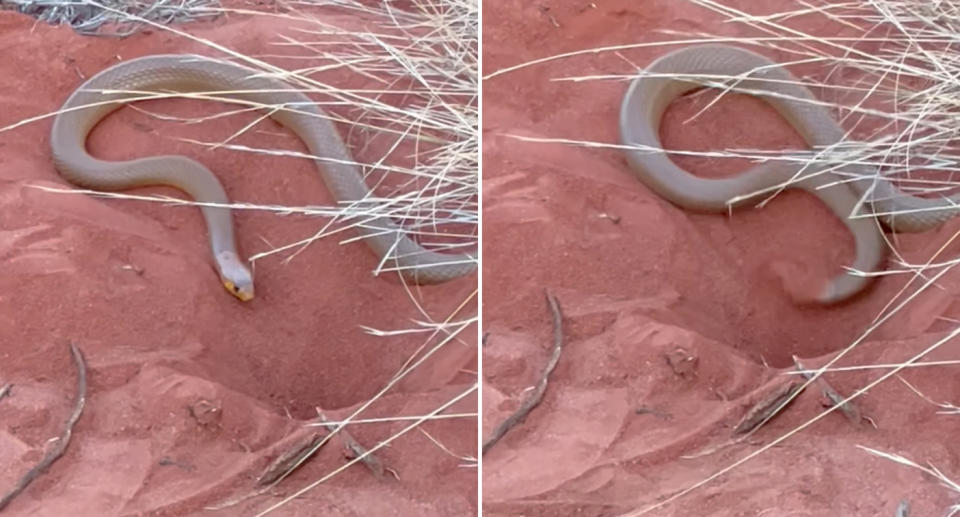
859, 445, 960, 516
251, 0, 480, 277
785, 359, 960, 375
898, 376, 960, 415
308, 412, 477, 426
419, 427, 476, 466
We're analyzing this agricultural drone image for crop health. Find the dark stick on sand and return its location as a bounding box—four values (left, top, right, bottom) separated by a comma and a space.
0, 343, 87, 511
482, 290, 564, 456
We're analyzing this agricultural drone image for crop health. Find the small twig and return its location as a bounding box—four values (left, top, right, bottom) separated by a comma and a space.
733, 379, 804, 435
256, 430, 328, 487
0, 343, 87, 511
318, 412, 385, 479
482, 290, 564, 456
793, 356, 862, 426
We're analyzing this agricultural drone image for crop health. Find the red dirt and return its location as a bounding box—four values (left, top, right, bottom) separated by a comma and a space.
482, 1, 960, 516
0, 6, 476, 516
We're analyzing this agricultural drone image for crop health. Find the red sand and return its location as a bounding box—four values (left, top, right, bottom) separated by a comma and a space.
482, 1, 960, 515
0, 7, 476, 516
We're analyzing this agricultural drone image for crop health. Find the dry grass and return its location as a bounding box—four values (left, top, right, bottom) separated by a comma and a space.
0, 0, 220, 35
859, 445, 960, 516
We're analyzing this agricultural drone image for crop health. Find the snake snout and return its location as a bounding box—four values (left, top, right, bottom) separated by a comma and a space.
223, 278, 254, 302
215, 251, 255, 302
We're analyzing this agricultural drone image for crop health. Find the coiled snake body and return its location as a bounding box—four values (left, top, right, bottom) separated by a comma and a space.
51, 54, 476, 301
619, 44, 960, 304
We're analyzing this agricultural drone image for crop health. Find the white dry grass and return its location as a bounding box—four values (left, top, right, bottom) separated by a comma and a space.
859, 445, 960, 516
487, 0, 960, 515
2, 0, 478, 513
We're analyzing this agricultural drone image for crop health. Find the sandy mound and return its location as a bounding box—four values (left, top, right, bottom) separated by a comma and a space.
0, 6, 476, 516
482, 0, 960, 515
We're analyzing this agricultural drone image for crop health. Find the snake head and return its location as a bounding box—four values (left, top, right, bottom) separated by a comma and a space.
216, 251, 254, 302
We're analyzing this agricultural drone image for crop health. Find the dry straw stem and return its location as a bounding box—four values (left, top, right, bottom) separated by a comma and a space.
897, 376, 960, 416
489, 0, 960, 515
785, 358, 960, 375
315, 412, 476, 426
859, 445, 960, 516
419, 427, 476, 467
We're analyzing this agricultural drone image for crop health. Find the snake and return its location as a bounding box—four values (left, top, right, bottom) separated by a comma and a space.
619, 44, 960, 305
50, 54, 477, 302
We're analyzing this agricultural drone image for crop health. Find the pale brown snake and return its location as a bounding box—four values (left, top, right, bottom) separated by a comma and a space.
620, 45, 958, 303
51, 54, 477, 301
